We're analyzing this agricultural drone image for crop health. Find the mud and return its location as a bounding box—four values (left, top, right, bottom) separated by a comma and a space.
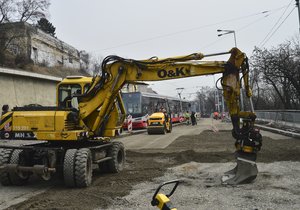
7, 130, 300, 210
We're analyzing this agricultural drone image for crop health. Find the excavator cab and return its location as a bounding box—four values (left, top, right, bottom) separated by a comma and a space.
57, 76, 92, 109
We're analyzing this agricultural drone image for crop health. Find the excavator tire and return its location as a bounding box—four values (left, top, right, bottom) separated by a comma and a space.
0, 149, 13, 186
8, 149, 29, 186
106, 142, 125, 173
0, 149, 29, 186
74, 148, 92, 187
63, 149, 77, 187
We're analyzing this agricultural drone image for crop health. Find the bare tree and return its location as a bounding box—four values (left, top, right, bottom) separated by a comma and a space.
196, 86, 217, 114
251, 39, 300, 109
89, 54, 103, 76
0, 0, 49, 23
16, 0, 50, 23
0, 0, 16, 23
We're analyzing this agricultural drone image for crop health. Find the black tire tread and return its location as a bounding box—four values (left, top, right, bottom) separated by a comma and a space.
63, 149, 77, 187
74, 148, 92, 187
0, 149, 13, 186
107, 142, 125, 173
9, 149, 29, 186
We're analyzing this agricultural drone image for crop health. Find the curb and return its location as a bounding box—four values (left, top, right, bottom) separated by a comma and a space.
256, 124, 300, 139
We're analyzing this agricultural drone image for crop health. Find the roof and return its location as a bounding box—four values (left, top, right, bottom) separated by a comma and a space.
122, 91, 190, 102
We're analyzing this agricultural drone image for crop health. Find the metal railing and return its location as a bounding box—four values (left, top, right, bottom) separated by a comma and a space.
255, 110, 300, 128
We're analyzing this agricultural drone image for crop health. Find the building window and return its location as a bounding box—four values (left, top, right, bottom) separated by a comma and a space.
69, 57, 73, 63
32, 47, 38, 63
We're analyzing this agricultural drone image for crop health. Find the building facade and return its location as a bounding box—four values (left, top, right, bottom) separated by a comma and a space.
0, 22, 84, 70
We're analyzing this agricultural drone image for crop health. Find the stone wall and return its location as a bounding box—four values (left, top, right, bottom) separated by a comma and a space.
0, 67, 61, 110
29, 26, 81, 69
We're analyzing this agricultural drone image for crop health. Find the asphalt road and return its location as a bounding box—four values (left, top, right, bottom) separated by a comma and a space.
119, 118, 235, 149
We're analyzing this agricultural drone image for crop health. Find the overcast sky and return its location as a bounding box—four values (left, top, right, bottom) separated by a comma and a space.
49, 0, 298, 99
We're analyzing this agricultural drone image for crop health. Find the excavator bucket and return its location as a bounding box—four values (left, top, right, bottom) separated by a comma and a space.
221, 158, 258, 185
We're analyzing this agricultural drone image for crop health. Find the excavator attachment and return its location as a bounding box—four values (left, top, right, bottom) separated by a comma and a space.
221, 116, 262, 185
221, 157, 258, 185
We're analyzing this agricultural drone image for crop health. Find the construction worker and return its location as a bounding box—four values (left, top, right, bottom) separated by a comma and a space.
184, 111, 190, 125
191, 111, 197, 125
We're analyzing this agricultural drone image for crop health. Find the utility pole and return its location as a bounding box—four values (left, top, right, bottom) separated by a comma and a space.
176, 88, 184, 115
296, 0, 300, 34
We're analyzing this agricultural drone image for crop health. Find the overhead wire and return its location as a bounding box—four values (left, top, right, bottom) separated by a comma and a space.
259, 0, 295, 47
260, 7, 296, 47
96, 5, 290, 52
201, 6, 289, 50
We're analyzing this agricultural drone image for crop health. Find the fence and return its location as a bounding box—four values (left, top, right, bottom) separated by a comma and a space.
255, 110, 300, 128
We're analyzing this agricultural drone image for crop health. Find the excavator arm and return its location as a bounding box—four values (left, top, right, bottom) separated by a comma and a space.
79, 48, 244, 132
78, 47, 262, 185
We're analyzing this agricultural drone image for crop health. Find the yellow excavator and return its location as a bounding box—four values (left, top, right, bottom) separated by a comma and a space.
0, 47, 262, 187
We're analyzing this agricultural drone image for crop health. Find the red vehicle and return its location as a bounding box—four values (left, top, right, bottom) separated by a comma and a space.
122, 114, 148, 129
121, 92, 189, 130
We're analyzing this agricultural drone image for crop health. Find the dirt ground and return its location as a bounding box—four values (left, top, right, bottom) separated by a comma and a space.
7, 130, 300, 210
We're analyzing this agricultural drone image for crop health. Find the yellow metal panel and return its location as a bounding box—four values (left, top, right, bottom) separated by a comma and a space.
12, 111, 55, 131
54, 111, 67, 131
150, 112, 164, 118
34, 130, 85, 141
103, 129, 115, 137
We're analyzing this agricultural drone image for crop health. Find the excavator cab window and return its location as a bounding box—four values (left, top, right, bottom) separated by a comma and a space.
83, 84, 91, 93
58, 84, 82, 109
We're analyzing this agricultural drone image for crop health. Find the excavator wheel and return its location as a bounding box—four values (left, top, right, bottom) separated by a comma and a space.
8, 149, 30, 185
0, 149, 13, 185
63, 148, 92, 187
74, 148, 92, 187
63, 149, 77, 187
0, 149, 29, 186
106, 141, 125, 173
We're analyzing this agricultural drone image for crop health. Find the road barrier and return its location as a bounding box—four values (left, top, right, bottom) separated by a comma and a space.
127, 115, 133, 133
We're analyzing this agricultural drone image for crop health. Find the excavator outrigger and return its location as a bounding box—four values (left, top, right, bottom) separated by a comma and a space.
0, 47, 262, 187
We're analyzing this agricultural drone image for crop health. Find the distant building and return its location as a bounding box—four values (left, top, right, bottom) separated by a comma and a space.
0, 22, 86, 70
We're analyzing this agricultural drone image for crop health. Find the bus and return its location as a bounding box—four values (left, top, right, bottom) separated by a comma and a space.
121, 92, 190, 129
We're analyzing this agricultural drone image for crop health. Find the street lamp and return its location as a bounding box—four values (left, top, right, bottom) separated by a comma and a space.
217, 29, 237, 47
